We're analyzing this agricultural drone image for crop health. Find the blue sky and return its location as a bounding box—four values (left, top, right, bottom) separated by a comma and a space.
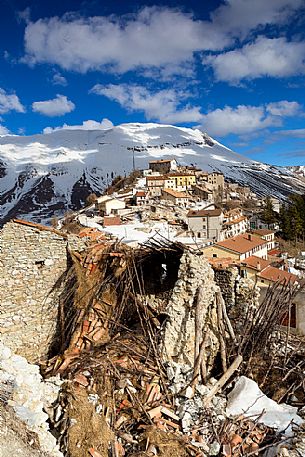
0, 0, 305, 165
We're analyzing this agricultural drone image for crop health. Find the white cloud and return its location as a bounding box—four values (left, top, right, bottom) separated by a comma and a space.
52, 72, 67, 86
91, 83, 202, 123
0, 125, 10, 135
205, 37, 305, 83
200, 105, 280, 136
22, 8, 229, 74
210, 0, 303, 38
278, 128, 305, 138
32, 94, 75, 116
43, 118, 113, 134
0, 88, 25, 114
17, 7, 31, 24
266, 100, 302, 116
22, 2, 305, 76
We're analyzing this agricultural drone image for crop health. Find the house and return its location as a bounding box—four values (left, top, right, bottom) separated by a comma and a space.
223, 208, 248, 238
252, 229, 275, 251
203, 233, 268, 261
96, 197, 126, 216
149, 158, 177, 174
164, 173, 196, 191
146, 176, 165, 197
239, 255, 305, 336
192, 185, 214, 203
161, 188, 189, 206
207, 172, 224, 190
187, 208, 224, 240
134, 191, 148, 206
236, 185, 252, 199
256, 265, 298, 287
239, 255, 282, 281
249, 213, 279, 231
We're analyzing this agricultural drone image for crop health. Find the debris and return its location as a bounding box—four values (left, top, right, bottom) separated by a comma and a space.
203, 355, 243, 406
226, 376, 303, 433
0, 342, 63, 457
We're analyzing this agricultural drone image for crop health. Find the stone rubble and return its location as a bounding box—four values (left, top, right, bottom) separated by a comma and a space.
0, 342, 63, 457
165, 361, 227, 455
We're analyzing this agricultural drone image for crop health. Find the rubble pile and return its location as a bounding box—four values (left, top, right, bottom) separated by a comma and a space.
1, 240, 304, 457
0, 342, 63, 457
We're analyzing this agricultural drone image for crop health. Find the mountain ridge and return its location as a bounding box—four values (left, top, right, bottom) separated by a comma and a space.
0, 122, 304, 224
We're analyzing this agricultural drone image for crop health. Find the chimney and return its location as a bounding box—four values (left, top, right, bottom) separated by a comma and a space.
256, 261, 261, 271
247, 233, 252, 241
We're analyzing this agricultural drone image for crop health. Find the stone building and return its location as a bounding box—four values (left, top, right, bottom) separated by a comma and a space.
0, 219, 86, 363
187, 208, 224, 240
146, 175, 165, 197
149, 158, 177, 174
223, 208, 249, 238
161, 188, 189, 206
207, 172, 224, 190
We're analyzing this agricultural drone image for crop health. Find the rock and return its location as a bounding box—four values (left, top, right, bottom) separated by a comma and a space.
209, 441, 220, 456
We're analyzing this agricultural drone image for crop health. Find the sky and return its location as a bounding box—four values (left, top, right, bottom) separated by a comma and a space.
0, 0, 305, 166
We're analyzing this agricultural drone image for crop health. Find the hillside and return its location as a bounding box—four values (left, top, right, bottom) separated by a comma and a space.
0, 122, 304, 224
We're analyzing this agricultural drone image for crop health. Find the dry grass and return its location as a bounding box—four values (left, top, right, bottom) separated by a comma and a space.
67, 386, 113, 457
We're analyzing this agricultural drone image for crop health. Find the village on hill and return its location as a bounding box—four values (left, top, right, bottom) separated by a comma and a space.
62, 157, 304, 292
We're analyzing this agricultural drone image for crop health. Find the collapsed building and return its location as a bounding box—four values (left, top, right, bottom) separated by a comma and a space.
0, 219, 304, 457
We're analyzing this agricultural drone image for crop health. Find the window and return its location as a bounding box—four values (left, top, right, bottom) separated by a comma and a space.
213, 254, 218, 258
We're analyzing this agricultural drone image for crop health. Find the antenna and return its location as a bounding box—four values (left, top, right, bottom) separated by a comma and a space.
132, 148, 135, 171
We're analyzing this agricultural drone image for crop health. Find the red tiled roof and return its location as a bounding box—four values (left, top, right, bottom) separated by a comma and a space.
192, 185, 213, 194
135, 191, 146, 197
146, 176, 165, 181
187, 208, 222, 217
79, 228, 106, 241
240, 255, 272, 271
162, 188, 188, 198
258, 266, 298, 284
268, 248, 282, 256
252, 229, 275, 236
208, 257, 239, 268
216, 233, 267, 254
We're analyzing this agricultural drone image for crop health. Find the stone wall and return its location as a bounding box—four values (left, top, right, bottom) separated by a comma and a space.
161, 251, 218, 369
0, 220, 86, 363
213, 266, 238, 312
213, 265, 260, 334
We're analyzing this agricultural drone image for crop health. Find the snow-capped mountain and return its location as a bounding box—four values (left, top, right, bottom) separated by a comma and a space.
0, 122, 304, 224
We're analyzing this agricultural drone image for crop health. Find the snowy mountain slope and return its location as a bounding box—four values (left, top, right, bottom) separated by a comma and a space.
0, 122, 304, 224
287, 166, 305, 180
